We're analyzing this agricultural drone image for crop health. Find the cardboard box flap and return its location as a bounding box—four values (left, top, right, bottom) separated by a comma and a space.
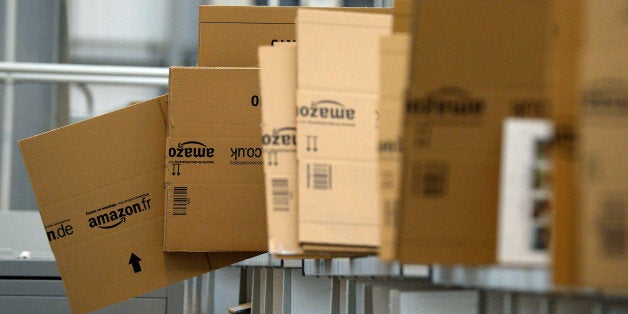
259, 44, 301, 255
297, 9, 392, 94
380, 33, 410, 98
259, 44, 298, 123
20, 95, 168, 208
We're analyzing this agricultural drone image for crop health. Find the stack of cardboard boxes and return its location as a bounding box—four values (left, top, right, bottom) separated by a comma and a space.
17, 2, 627, 312
19, 6, 393, 312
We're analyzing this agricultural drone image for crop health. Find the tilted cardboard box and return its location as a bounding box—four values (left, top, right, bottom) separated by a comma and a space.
164, 67, 268, 253
19, 96, 257, 313
398, 0, 552, 265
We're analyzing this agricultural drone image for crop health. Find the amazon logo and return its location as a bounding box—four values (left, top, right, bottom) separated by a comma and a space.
168, 141, 215, 158
297, 100, 356, 120
87, 197, 151, 229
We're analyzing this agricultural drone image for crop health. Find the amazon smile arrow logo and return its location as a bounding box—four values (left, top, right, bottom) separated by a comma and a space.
97, 217, 125, 229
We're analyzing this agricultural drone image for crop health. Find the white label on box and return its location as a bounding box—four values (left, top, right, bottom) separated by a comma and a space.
497, 118, 553, 265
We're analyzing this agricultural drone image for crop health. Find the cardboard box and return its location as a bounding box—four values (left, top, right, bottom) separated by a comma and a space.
397, 0, 552, 264
378, 33, 411, 261
258, 43, 300, 255
198, 6, 392, 67
393, 0, 412, 32
574, 0, 628, 291
19, 96, 257, 313
164, 67, 268, 253
296, 9, 392, 251
548, 0, 582, 286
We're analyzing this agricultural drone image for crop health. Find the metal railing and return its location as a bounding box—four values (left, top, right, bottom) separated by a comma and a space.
0, 60, 168, 213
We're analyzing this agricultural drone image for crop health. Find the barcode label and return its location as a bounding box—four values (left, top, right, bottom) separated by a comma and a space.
599, 198, 626, 257
272, 178, 290, 211
173, 186, 189, 215
412, 161, 449, 197
308, 163, 332, 190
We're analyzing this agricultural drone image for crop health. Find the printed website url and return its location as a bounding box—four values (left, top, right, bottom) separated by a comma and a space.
230, 160, 263, 165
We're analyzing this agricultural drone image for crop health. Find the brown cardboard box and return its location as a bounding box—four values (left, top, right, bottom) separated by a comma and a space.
397, 0, 551, 265
258, 44, 300, 255
574, 0, 628, 291
198, 6, 391, 67
548, 0, 582, 286
19, 96, 257, 313
258, 43, 363, 259
393, 0, 411, 32
378, 33, 410, 261
296, 9, 392, 251
198, 6, 296, 67
164, 67, 268, 252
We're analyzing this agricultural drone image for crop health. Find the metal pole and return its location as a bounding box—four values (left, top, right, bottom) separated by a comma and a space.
0, 62, 169, 86
0, 62, 168, 77
0, 72, 168, 86
330, 277, 341, 314
1, 0, 18, 212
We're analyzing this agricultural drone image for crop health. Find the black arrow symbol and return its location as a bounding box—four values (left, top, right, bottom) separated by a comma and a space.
129, 253, 142, 273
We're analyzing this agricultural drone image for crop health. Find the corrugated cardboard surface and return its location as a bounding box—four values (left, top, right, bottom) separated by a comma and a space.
576, 0, 628, 291
296, 9, 392, 250
259, 44, 301, 255
398, 0, 551, 265
199, 6, 296, 67
19, 96, 256, 313
164, 67, 267, 252
378, 33, 410, 261
548, 0, 582, 286
198, 6, 391, 67
393, 0, 411, 32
